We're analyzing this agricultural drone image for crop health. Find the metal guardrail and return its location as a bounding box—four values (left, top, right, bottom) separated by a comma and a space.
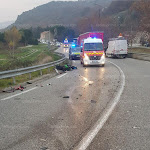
0, 52, 67, 83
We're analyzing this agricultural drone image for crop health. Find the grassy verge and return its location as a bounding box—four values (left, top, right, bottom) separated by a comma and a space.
0, 44, 60, 71
128, 47, 150, 54
0, 66, 55, 91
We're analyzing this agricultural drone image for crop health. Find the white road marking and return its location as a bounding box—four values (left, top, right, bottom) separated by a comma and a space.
74, 60, 125, 150
1, 87, 38, 101
57, 73, 67, 79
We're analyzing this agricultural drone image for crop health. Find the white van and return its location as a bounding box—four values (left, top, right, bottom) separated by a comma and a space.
106, 37, 128, 58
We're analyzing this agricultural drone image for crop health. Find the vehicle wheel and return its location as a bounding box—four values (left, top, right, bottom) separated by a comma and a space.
80, 60, 83, 64
122, 55, 127, 58
101, 64, 105, 67
69, 56, 72, 60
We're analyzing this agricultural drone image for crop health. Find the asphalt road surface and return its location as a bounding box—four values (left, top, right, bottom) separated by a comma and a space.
0, 46, 150, 150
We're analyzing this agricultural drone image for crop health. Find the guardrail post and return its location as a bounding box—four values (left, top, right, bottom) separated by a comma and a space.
12, 77, 16, 84
29, 73, 31, 79
48, 68, 50, 73
40, 70, 42, 76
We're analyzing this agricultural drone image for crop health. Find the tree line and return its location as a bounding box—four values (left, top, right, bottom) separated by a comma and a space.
0, 27, 38, 57
0, 25, 76, 58
76, 0, 150, 46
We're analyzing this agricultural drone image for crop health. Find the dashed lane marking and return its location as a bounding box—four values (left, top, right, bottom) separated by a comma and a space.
57, 73, 67, 79
1, 87, 38, 101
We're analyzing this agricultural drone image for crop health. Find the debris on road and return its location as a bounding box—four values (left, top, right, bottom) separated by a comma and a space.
40, 139, 47, 142
2, 85, 25, 93
133, 126, 140, 129
71, 66, 77, 70
55, 68, 59, 74
40, 147, 49, 150
15, 85, 25, 91
46, 83, 51, 86
91, 100, 97, 103
56, 64, 77, 72
63, 96, 70, 98
89, 81, 94, 85
2, 87, 15, 93
26, 81, 32, 84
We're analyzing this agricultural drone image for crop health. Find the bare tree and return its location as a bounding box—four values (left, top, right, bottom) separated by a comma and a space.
4, 26, 21, 58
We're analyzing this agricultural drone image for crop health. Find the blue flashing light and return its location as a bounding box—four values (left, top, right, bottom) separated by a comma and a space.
93, 37, 97, 39
80, 46, 83, 48
72, 44, 76, 47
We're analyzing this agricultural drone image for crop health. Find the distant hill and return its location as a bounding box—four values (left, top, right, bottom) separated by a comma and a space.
12, 0, 112, 29
0, 21, 14, 29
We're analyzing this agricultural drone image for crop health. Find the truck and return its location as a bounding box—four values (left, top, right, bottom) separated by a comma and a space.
63, 38, 69, 48
78, 32, 105, 67
106, 36, 128, 58
77, 32, 104, 47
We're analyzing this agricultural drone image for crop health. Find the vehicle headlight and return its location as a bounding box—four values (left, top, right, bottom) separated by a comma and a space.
101, 53, 105, 59
84, 53, 89, 60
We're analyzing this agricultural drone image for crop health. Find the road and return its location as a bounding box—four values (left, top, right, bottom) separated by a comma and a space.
0, 46, 150, 150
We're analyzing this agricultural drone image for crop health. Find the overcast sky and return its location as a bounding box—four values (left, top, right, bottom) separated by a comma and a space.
0, 0, 76, 23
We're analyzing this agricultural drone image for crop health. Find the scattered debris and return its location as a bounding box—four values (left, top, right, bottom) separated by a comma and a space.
26, 81, 32, 84
46, 83, 51, 86
71, 66, 77, 70
89, 81, 94, 85
40, 139, 47, 142
40, 147, 49, 150
133, 126, 140, 129
15, 85, 25, 91
79, 94, 82, 97
63, 96, 70, 98
3, 87, 15, 93
91, 100, 96, 103
55, 68, 59, 74
56, 64, 77, 72
2, 86, 25, 93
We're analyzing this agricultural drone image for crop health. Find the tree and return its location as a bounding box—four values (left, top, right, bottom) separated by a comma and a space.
4, 26, 21, 58
131, 0, 150, 32
20, 29, 33, 46
0, 32, 5, 43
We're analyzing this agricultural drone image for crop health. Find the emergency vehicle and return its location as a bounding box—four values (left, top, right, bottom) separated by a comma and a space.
63, 38, 69, 48
78, 32, 105, 66
69, 44, 81, 60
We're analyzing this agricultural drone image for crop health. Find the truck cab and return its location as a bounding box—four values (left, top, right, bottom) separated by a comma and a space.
80, 37, 105, 66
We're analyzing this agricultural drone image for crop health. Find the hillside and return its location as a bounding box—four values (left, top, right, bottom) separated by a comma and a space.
103, 0, 134, 15
12, 0, 112, 28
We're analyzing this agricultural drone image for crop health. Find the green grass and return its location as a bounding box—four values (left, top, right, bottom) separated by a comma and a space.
0, 44, 59, 71
128, 47, 150, 54
0, 44, 64, 90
